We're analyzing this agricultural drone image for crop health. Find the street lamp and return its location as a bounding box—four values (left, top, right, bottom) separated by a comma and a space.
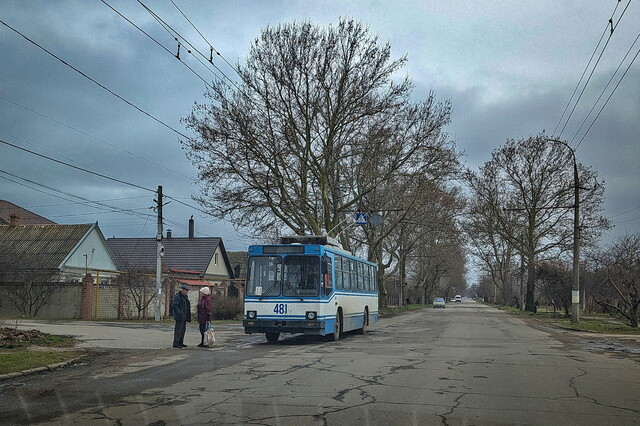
545, 138, 580, 323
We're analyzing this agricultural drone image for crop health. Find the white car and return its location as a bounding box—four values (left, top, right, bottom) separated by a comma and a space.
433, 297, 446, 308
454, 295, 462, 303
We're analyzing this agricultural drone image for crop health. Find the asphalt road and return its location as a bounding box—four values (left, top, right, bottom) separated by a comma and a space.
1, 302, 639, 425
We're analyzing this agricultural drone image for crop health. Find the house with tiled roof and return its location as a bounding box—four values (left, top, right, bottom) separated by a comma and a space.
0, 222, 119, 319
227, 250, 247, 290
107, 217, 240, 314
0, 200, 56, 225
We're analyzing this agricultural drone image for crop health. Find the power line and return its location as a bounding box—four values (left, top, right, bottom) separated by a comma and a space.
554, 0, 631, 138
614, 215, 640, 224
29, 195, 151, 209
0, 138, 156, 193
570, 33, 640, 146
0, 19, 193, 141
48, 208, 151, 219
610, 205, 640, 218
0, 170, 153, 220
552, 21, 610, 137
575, 43, 639, 148
1, 130, 97, 172
0, 96, 195, 181
1, 137, 213, 226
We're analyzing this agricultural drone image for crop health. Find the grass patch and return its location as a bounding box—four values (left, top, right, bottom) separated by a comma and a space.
0, 327, 83, 375
379, 304, 426, 318
545, 317, 640, 334
0, 350, 84, 375
496, 306, 640, 335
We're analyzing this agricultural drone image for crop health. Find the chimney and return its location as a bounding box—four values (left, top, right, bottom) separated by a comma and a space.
9, 214, 19, 226
189, 215, 194, 239
166, 229, 172, 239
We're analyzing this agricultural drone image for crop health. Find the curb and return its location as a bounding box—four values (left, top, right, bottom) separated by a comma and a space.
0, 354, 87, 381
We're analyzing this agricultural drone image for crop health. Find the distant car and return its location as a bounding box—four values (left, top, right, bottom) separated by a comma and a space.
433, 297, 446, 308
454, 295, 462, 303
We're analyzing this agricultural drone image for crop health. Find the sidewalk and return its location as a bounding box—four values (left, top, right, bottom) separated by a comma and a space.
5, 319, 240, 350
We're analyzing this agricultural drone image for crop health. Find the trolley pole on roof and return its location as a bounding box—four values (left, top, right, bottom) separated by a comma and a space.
154, 185, 163, 322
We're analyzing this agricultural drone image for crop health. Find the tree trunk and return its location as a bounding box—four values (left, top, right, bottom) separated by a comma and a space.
525, 253, 536, 312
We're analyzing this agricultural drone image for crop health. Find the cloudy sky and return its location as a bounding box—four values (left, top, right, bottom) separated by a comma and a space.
1, 1, 638, 266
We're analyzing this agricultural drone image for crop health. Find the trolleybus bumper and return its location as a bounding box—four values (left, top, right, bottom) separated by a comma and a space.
243, 319, 324, 335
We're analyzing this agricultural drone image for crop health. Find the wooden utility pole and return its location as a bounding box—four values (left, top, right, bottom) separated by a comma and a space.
155, 185, 163, 322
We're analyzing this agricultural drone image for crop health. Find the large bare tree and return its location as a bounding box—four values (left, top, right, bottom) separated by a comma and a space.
465, 134, 609, 312
182, 19, 452, 245
589, 233, 640, 328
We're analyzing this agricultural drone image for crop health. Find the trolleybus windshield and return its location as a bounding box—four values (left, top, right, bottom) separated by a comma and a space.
247, 255, 321, 297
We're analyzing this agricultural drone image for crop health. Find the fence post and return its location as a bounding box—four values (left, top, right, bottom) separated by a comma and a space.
81, 274, 94, 320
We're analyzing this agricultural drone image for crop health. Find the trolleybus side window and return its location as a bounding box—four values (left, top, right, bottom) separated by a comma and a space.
371, 265, 378, 292
322, 255, 332, 296
335, 256, 343, 289
344, 258, 352, 290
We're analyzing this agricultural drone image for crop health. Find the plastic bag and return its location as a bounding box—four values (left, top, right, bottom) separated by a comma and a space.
204, 323, 215, 346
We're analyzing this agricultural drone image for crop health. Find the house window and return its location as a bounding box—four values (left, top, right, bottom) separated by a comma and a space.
215, 253, 218, 265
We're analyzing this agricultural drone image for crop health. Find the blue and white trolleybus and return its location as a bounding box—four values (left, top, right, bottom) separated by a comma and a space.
243, 235, 379, 342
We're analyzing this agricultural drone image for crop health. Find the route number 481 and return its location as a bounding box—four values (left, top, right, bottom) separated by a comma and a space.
273, 303, 288, 314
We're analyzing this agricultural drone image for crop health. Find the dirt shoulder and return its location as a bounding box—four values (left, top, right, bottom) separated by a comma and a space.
515, 313, 640, 361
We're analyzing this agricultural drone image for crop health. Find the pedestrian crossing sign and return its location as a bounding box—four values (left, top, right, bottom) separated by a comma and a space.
355, 212, 368, 225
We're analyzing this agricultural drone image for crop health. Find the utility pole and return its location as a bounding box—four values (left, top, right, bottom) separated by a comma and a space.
571, 159, 580, 323
154, 185, 163, 322
545, 138, 580, 323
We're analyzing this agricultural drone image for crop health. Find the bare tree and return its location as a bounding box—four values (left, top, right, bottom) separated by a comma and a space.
465, 134, 609, 312
537, 260, 572, 316
116, 262, 156, 320
182, 19, 453, 247
463, 171, 519, 305
0, 248, 62, 318
589, 233, 640, 328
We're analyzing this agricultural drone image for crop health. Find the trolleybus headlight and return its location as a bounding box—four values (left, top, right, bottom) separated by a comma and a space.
247, 310, 257, 319
306, 311, 317, 320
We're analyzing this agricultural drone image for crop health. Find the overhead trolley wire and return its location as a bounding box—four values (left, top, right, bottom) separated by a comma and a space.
0, 19, 193, 142
552, 0, 625, 137
554, 0, 632, 140
168, 0, 241, 77
99, 0, 216, 91
135, 0, 241, 91
575, 42, 639, 149
170, 0, 214, 50
570, 32, 640, 146
551, 23, 609, 137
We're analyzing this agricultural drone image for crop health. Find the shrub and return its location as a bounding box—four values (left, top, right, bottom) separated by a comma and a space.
213, 297, 243, 320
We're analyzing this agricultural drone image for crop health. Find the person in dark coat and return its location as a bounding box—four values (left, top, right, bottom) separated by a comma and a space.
171, 284, 191, 348
197, 286, 213, 347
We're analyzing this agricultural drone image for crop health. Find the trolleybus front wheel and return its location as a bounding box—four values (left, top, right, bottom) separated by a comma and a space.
357, 308, 368, 335
265, 332, 280, 343
328, 312, 341, 341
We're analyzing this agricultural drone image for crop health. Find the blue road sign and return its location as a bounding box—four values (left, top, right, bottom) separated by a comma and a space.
355, 212, 368, 225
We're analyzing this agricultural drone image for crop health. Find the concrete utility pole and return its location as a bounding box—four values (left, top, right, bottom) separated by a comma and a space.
545, 138, 580, 323
155, 185, 163, 322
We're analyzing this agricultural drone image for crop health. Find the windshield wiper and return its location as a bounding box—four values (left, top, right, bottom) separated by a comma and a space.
259, 280, 280, 300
